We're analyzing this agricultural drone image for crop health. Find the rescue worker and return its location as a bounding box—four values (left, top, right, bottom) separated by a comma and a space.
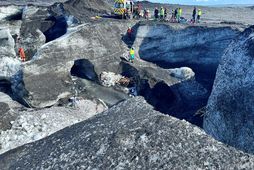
144, 8, 148, 19
129, 47, 135, 63
160, 7, 164, 20
170, 9, 175, 22
132, 3, 141, 19
178, 8, 182, 20
18, 47, 26, 62
125, 7, 131, 19
192, 7, 196, 23
133, 5, 138, 18
174, 8, 178, 21
143, 8, 147, 18
146, 9, 150, 20
197, 9, 202, 23
126, 2, 130, 12
164, 8, 167, 19
154, 7, 159, 19
137, 2, 142, 18
176, 8, 181, 22
127, 27, 133, 40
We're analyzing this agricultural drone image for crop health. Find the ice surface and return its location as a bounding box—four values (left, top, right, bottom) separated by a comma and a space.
0, 99, 107, 154
0, 57, 21, 80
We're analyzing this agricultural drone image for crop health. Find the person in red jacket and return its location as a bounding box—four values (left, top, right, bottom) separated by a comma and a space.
127, 27, 133, 40
18, 48, 26, 62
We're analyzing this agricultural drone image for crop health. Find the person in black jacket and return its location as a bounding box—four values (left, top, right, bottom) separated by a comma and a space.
154, 7, 159, 19
174, 8, 178, 20
192, 7, 196, 23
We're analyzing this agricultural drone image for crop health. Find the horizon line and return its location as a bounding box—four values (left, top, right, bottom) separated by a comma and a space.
137, 0, 254, 6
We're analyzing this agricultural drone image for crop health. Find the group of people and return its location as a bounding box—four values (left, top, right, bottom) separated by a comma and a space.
192, 7, 202, 23
153, 6, 202, 23
126, 27, 135, 63
125, 3, 203, 24
170, 7, 183, 22
154, 7, 165, 20
125, 3, 142, 19
143, 8, 150, 19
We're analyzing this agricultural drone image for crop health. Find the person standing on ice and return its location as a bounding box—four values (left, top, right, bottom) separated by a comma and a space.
178, 7, 182, 22
160, 7, 164, 20
18, 47, 26, 62
192, 7, 196, 23
174, 8, 178, 21
154, 7, 159, 20
127, 27, 133, 40
170, 9, 175, 22
129, 47, 135, 63
164, 8, 167, 20
197, 8, 202, 23
16, 36, 25, 62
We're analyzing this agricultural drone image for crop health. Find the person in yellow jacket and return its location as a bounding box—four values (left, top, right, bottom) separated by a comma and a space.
129, 47, 135, 63
160, 7, 164, 20
197, 9, 202, 23
179, 8, 182, 17
178, 8, 182, 22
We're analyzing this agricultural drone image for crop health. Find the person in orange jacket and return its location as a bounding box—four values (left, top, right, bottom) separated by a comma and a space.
127, 27, 133, 40
18, 48, 26, 62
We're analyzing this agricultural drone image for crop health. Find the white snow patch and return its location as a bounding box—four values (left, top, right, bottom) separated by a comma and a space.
65, 15, 78, 27
0, 99, 107, 154
0, 57, 21, 80
96, 144, 106, 155
139, 133, 149, 148
149, 153, 160, 163
33, 24, 89, 61
169, 67, 195, 80
0, 6, 21, 21
0, 29, 16, 56
22, 6, 40, 20
0, 92, 21, 109
140, 134, 148, 143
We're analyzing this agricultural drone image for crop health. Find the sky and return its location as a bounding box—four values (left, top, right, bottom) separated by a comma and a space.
144, 0, 254, 5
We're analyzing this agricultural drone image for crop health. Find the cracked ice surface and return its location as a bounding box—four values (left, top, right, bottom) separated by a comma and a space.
0, 99, 107, 154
